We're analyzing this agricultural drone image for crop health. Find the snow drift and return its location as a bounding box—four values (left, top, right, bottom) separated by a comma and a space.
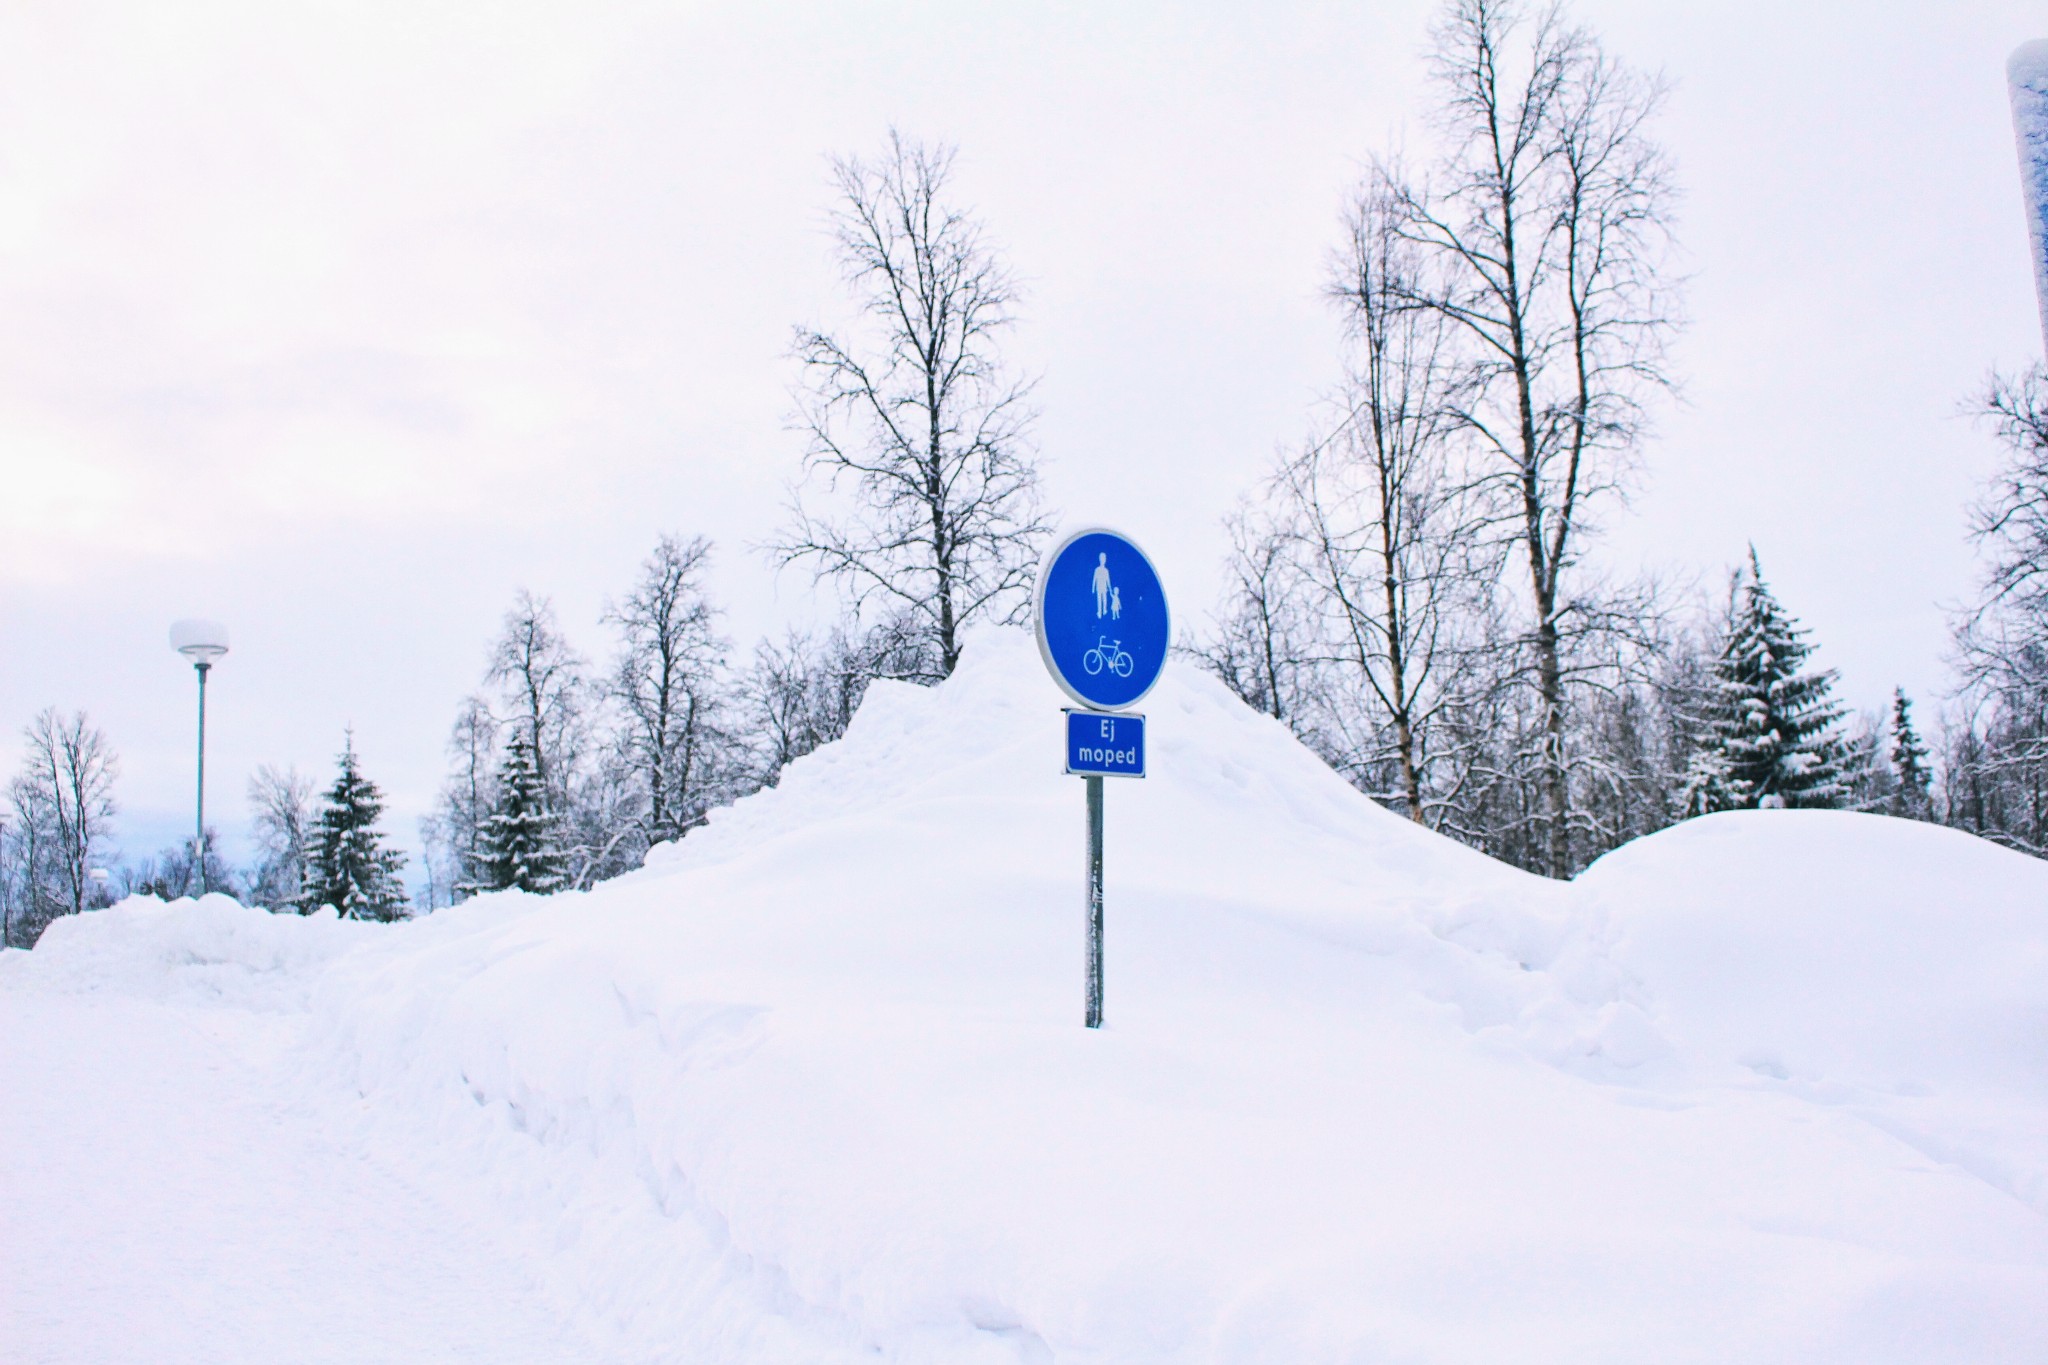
7, 628, 2046, 1363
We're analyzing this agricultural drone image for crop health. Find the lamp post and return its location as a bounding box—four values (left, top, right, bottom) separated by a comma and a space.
169, 620, 229, 897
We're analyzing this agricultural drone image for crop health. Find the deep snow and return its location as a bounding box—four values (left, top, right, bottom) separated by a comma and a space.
4, 629, 2044, 1362
0, 986, 607, 1363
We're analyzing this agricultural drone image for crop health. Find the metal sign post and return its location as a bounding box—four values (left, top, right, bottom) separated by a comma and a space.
1066, 709, 1144, 1029
1034, 528, 1169, 1028
1085, 774, 1104, 1028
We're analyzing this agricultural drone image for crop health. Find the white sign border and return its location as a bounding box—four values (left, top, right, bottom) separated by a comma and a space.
1033, 524, 1171, 712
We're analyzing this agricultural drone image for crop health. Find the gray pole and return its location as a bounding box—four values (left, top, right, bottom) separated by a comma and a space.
193, 661, 211, 897
1085, 774, 1104, 1028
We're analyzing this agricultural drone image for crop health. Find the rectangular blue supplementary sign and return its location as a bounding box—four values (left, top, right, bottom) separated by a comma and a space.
1065, 710, 1145, 778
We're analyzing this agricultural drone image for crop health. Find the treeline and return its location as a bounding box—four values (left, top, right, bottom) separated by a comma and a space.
5, 0, 2047, 943
4, 123, 1046, 937
1187, 0, 2047, 875
409, 545, 939, 910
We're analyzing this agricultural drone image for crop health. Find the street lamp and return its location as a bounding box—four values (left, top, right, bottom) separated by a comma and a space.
169, 619, 229, 897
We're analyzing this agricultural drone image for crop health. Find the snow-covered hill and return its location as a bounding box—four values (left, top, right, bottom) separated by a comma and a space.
5, 629, 2044, 1363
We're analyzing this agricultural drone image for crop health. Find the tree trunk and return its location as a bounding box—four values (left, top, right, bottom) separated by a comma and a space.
928, 368, 960, 677
1534, 607, 1569, 875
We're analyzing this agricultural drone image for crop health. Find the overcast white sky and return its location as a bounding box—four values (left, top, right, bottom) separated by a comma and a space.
2, 0, 2043, 870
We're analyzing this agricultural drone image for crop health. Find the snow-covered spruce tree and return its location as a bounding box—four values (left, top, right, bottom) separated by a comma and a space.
461, 731, 566, 896
1679, 744, 1747, 818
297, 734, 408, 921
486, 592, 588, 808
1688, 551, 1850, 811
1888, 688, 1933, 820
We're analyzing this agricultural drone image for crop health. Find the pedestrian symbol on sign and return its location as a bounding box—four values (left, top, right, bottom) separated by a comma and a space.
1093, 553, 1112, 618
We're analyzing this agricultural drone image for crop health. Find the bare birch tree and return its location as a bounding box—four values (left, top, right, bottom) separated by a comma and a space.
6, 709, 118, 941
775, 130, 1052, 679
739, 614, 929, 784
1390, 0, 1680, 874
605, 534, 735, 848
1288, 172, 1497, 822
246, 763, 312, 910
0, 787, 45, 948
1956, 367, 2048, 693
1947, 366, 2048, 852
434, 695, 499, 898
1190, 504, 1317, 726
487, 591, 588, 802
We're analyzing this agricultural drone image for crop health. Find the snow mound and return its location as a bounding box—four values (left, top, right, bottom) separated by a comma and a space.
1582, 809, 2048, 1225
10, 628, 2048, 1363
1582, 810, 2048, 1101
3, 894, 369, 1012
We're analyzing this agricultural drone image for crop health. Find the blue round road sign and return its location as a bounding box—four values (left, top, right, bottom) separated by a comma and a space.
1034, 527, 1170, 710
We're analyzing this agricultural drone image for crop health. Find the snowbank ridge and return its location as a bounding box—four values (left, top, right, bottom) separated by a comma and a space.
6, 627, 2045, 1363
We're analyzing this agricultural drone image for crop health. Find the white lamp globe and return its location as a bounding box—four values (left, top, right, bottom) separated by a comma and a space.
169, 619, 230, 665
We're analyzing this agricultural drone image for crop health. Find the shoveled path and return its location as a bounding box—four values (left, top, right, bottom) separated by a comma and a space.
0, 986, 617, 1364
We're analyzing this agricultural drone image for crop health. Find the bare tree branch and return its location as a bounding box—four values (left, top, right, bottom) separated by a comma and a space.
770, 130, 1052, 678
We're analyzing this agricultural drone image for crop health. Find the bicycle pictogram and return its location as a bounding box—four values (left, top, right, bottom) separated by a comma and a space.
1082, 636, 1134, 678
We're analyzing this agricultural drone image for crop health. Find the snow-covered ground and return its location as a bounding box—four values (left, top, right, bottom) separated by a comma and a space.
4, 629, 2044, 1363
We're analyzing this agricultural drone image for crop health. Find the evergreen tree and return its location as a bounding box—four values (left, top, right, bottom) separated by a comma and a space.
1888, 687, 1934, 819
462, 731, 567, 895
1693, 550, 1850, 811
298, 733, 409, 921
1678, 744, 1746, 818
